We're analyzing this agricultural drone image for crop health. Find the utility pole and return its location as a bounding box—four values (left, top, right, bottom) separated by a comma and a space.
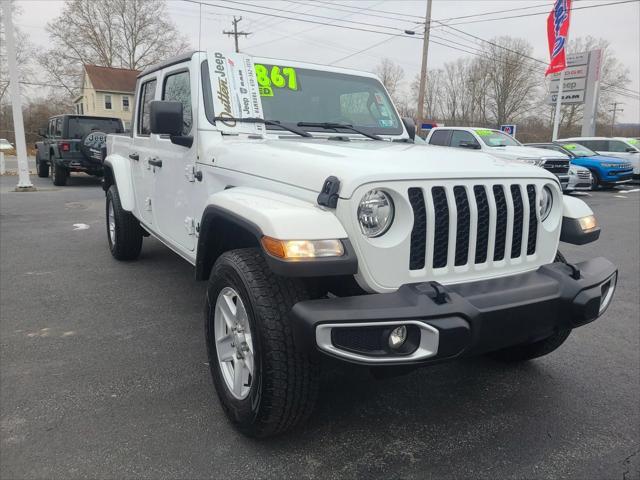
609, 102, 624, 136
223, 16, 251, 53
415, 0, 433, 137
1, 1, 34, 190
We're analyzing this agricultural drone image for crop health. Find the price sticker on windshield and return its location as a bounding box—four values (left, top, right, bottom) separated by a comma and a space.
255, 64, 299, 96
564, 143, 578, 150
475, 129, 493, 136
628, 138, 638, 145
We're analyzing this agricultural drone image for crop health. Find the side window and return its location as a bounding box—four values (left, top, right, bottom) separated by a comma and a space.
607, 140, 628, 152
48, 120, 54, 137
581, 140, 604, 151
137, 79, 157, 136
451, 130, 479, 148
162, 70, 192, 135
429, 130, 451, 146
55, 118, 63, 137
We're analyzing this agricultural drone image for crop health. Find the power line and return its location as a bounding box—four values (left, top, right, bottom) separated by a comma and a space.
438, 0, 640, 27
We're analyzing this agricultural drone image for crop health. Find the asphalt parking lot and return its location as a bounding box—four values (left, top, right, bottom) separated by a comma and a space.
1, 174, 639, 479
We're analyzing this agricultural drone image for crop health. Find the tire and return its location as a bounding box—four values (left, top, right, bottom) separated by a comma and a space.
36, 155, 49, 178
590, 170, 600, 190
106, 185, 143, 260
487, 250, 571, 362
205, 248, 319, 438
51, 162, 68, 186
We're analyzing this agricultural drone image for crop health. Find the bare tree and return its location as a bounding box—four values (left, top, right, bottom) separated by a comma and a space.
0, 1, 34, 103
410, 68, 444, 121
39, 0, 190, 95
374, 58, 405, 100
478, 36, 542, 126
559, 36, 632, 129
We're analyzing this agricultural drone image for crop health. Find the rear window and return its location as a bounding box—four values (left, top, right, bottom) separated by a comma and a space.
66, 117, 123, 139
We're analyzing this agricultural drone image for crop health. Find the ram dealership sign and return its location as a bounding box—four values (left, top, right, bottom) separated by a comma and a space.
546, 49, 602, 136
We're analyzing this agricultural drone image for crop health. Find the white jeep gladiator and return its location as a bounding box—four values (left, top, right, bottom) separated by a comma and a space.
102, 51, 617, 437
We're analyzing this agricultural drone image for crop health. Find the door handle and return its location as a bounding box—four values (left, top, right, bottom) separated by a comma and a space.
129, 153, 139, 161
148, 158, 163, 168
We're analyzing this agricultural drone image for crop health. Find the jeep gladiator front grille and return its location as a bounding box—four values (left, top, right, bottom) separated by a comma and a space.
409, 183, 539, 271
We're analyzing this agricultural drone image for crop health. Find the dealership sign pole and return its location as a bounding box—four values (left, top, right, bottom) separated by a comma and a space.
1, 1, 33, 190
546, 0, 572, 141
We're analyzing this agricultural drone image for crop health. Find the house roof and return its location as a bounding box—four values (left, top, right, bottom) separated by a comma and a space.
83, 64, 140, 93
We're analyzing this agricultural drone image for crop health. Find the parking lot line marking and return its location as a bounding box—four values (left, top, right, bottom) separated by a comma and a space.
624, 188, 639, 193
614, 195, 627, 199
72, 223, 90, 230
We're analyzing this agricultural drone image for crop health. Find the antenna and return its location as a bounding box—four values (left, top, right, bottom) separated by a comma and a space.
223, 16, 251, 53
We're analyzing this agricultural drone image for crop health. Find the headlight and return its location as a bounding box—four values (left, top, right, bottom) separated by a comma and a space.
539, 186, 553, 221
519, 157, 545, 166
569, 166, 578, 174
358, 189, 394, 237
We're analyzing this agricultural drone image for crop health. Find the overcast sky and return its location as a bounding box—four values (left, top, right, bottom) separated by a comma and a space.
15, 0, 640, 123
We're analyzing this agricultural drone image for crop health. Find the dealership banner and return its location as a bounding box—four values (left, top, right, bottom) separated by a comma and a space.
545, 0, 572, 76
208, 51, 265, 135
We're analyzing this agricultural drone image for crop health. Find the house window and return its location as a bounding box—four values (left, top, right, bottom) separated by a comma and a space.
104, 94, 112, 110
122, 96, 130, 112
80, 103, 84, 115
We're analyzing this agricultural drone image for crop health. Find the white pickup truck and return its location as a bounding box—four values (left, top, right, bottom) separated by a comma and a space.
103, 51, 617, 437
425, 127, 572, 190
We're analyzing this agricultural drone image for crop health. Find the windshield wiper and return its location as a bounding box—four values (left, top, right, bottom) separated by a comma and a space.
297, 122, 383, 141
213, 116, 312, 138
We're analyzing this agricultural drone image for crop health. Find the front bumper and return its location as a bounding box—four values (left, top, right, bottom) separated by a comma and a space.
292, 258, 617, 365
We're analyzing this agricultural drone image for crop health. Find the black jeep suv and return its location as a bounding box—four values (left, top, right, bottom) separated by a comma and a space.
35, 115, 125, 186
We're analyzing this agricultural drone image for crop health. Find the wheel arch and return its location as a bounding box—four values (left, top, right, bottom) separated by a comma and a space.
103, 154, 135, 211
195, 188, 355, 281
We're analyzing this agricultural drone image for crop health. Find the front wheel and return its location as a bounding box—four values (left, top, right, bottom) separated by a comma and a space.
106, 185, 143, 260
590, 170, 600, 190
205, 248, 319, 437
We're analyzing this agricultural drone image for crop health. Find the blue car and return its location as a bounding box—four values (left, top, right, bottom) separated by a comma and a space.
525, 141, 634, 189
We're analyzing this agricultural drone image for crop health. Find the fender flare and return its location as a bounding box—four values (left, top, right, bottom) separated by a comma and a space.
104, 154, 135, 211
195, 188, 357, 280
560, 195, 600, 245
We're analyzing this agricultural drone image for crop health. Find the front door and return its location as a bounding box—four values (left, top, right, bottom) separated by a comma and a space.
151, 67, 197, 251
131, 77, 159, 226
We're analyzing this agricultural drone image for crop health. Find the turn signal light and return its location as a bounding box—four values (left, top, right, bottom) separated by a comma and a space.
58, 142, 71, 152
578, 215, 597, 232
261, 237, 344, 259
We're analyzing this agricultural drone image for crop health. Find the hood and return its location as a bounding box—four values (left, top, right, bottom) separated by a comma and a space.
485, 145, 569, 160
207, 137, 557, 198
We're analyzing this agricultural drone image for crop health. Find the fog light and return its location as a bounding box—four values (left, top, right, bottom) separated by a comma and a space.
599, 273, 617, 315
578, 214, 598, 232
388, 326, 407, 349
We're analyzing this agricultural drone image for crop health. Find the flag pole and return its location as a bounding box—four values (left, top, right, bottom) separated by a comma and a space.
552, 68, 565, 141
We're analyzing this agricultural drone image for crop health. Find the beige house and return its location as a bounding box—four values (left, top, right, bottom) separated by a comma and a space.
73, 65, 140, 130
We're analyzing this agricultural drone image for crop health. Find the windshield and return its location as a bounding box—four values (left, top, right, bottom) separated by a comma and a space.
625, 138, 639, 150
559, 142, 597, 157
67, 117, 123, 139
474, 129, 521, 147
255, 63, 402, 136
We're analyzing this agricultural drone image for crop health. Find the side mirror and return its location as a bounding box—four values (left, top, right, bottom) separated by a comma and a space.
401, 117, 415, 141
460, 141, 481, 150
38, 128, 47, 138
150, 100, 193, 148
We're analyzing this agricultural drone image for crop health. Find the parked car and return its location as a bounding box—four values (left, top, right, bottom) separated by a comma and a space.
0, 138, 14, 151
526, 141, 633, 189
425, 127, 571, 189
559, 137, 640, 180
35, 114, 125, 186
566, 164, 593, 192
102, 51, 616, 437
